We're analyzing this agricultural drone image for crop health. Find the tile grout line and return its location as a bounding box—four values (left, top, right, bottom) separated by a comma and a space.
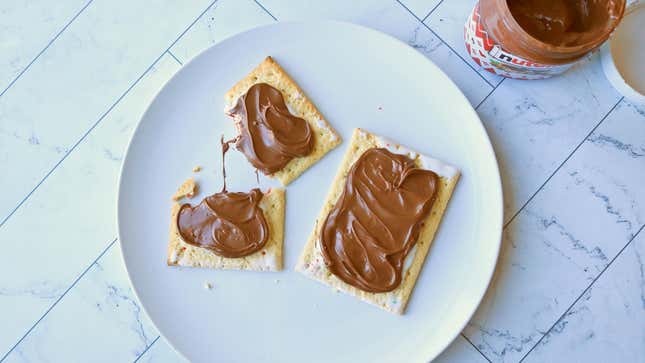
461, 333, 493, 363
417, 0, 504, 88
475, 78, 505, 110
1, 3, 625, 363
0, 238, 118, 362
503, 96, 625, 229
0, 0, 95, 98
423, 22, 495, 88
133, 335, 161, 362
0, 0, 219, 230
0, 0, 219, 357
519, 222, 645, 362
421, 0, 445, 22
0, 58, 157, 228
394, 0, 495, 88
23, 3, 486, 361
167, 50, 183, 65
253, 0, 278, 20
410, 3, 625, 354
423, 0, 505, 89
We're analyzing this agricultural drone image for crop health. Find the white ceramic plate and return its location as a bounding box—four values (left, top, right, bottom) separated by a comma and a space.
118, 21, 502, 363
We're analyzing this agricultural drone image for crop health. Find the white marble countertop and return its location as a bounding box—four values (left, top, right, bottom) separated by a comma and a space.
1, 0, 643, 362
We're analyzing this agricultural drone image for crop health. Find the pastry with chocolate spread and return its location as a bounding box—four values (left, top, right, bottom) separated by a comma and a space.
320, 148, 438, 293
176, 189, 270, 259
229, 83, 314, 175
167, 136, 286, 271
225, 56, 341, 185
296, 129, 460, 314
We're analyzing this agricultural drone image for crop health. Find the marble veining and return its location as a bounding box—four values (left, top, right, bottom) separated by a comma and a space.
0, 282, 65, 300
0, 55, 180, 357
2, 246, 158, 363
587, 183, 634, 230
106, 285, 151, 350
400, 0, 442, 21
534, 211, 610, 268
470, 322, 538, 359
1, 0, 644, 362
524, 230, 645, 362
464, 98, 645, 362
476, 57, 622, 223
636, 247, 645, 309
408, 26, 442, 55
0, 0, 91, 93
424, 0, 503, 86
587, 133, 645, 158
539, 293, 593, 344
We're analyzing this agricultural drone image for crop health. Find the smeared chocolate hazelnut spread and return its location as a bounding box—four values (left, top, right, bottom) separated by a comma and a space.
320, 148, 439, 293
176, 189, 269, 258
175, 135, 269, 258
229, 83, 314, 174
220, 135, 236, 193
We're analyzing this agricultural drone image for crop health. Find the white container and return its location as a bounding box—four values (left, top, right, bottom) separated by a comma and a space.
601, 1, 645, 105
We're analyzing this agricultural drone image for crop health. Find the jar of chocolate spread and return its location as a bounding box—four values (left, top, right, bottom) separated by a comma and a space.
465, 0, 626, 79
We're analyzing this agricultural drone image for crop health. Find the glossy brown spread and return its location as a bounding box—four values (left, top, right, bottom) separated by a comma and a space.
508, 0, 620, 46
320, 148, 439, 293
176, 189, 269, 258
230, 83, 314, 175
479, 0, 624, 64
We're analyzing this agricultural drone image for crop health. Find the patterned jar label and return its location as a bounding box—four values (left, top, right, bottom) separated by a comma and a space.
464, 2, 577, 80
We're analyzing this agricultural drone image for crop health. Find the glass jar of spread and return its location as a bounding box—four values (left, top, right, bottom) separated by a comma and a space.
465, 0, 626, 79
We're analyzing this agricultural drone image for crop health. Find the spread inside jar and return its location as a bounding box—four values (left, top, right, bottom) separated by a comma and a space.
230, 83, 314, 175
320, 148, 438, 293
508, 0, 622, 46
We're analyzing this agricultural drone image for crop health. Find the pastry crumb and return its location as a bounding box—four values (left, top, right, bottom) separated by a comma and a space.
204, 282, 213, 290
274, 279, 280, 284
192, 165, 202, 172
172, 177, 198, 201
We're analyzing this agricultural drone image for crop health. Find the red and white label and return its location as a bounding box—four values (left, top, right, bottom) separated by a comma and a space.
464, 3, 576, 80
